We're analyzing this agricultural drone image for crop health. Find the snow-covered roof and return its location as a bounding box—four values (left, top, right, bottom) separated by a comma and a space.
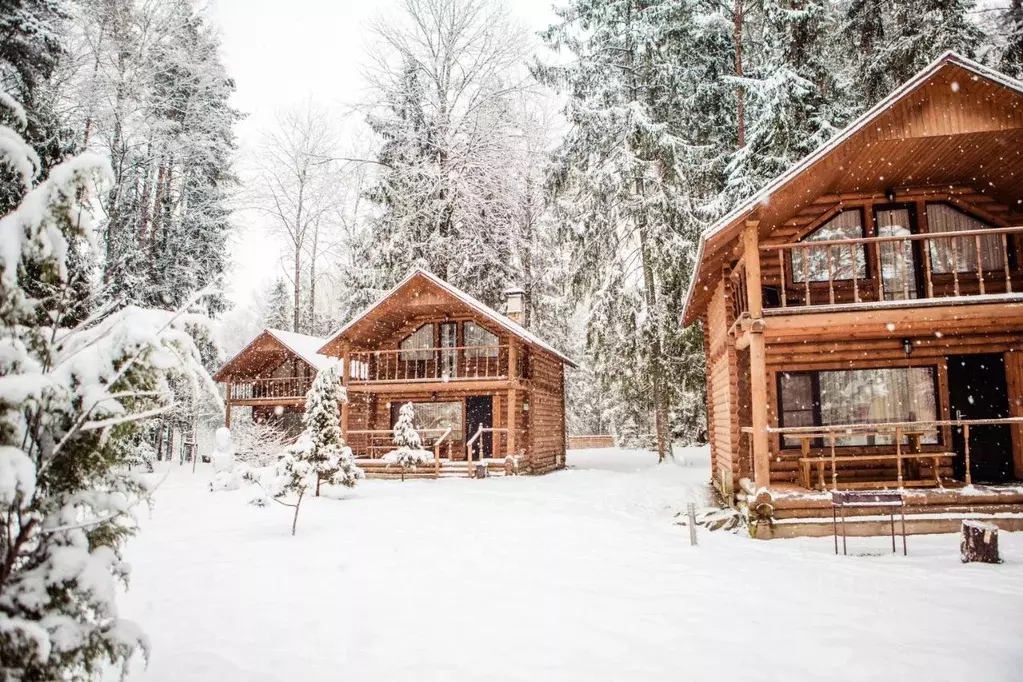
264, 328, 334, 371
680, 51, 1023, 325
213, 328, 333, 381
320, 269, 577, 367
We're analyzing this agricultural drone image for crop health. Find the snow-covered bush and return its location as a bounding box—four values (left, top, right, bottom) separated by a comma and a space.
0, 97, 216, 679
302, 361, 362, 494
228, 414, 291, 467
388, 402, 427, 480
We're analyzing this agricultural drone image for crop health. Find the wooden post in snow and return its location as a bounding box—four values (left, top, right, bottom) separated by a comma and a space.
961, 520, 1001, 564
743, 221, 770, 489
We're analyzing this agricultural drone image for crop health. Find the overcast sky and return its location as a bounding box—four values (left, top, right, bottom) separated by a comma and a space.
210, 0, 559, 306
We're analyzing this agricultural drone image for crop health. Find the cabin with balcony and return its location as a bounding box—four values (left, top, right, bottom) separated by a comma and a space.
214, 328, 334, 437
310, 269, 572, 478
316, 269, 574, 476
683, 53, 1023, 538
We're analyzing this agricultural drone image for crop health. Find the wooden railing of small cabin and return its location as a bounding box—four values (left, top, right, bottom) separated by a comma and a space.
760, 225, 1023, 308
228, 376, 312, 401
347, 427, 455, 461
745, 416, 1023, 488
349, 345, 509, 383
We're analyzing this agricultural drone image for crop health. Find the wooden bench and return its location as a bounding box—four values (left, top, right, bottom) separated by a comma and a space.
798, 452, 956, 490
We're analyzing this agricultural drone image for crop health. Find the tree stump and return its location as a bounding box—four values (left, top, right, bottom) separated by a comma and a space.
473, 463, 489, 479
961, 520, 1001, 564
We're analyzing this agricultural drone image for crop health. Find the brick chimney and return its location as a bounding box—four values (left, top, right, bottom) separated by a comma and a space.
503, 287, 525, 324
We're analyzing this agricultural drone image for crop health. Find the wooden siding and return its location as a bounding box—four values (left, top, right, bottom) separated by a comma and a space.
528, 351, 566, 474
704, 278, 741, 494
1006, 350, 1023, 478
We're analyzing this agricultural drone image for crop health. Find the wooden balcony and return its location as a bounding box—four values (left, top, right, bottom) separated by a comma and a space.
227, 376, 312, 404
757, 225, 1023, 312
348, 345, 511, 385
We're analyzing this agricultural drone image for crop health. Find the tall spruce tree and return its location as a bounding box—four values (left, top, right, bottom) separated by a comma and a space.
842, 0, 987, 105
536, 0, 729, 457
725, 0, 848, 202
1001, 0, 1023, 79
265, 278, 293, 331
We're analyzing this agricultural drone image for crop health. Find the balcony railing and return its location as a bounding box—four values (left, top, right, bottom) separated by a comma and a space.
349, 345, 509, 383
228, 376, 311, 402
761, 225, 1023, 309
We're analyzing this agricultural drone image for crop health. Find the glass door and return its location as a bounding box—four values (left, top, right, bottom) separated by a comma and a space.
876, 207, 918, 300
438, 322, 458, 379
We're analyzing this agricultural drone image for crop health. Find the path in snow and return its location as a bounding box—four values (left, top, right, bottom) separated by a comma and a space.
118, 447, 1023, 682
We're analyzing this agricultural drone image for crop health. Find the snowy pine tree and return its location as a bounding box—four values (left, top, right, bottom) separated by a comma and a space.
841, 0, 988, 105
536, 0, 723, 456
0, 95, 216, 679
264, 278, 293, 331
726, 0, 848, 202
388, 402, 428, 481
302, 361, 362, 495
1001, 0, 1023, 78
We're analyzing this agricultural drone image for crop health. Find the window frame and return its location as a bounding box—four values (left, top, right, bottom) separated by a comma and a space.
776, 364, 943, 450
463, 320, 500, 358
788, 207, 870, 286
399, 324, 435, 361
923, 201, 1016, 274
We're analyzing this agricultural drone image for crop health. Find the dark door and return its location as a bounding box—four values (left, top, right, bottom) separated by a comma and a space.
947, 354, 1013, 483
465, 396, 493, 460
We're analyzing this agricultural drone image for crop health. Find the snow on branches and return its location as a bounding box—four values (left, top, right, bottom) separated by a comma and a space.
382, 403, 431, 481
0, 93, 218, 680
303, 360, 362, 494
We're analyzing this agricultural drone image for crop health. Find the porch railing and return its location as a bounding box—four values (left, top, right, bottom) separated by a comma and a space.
346, 428, 455, 461
761, 225, 1023, 308
749, 417, 1023, 488
228, 376, 312, 401
349, 345, 508, 383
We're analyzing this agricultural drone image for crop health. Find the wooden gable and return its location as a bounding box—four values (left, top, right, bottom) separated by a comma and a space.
683, 54, 1023, 324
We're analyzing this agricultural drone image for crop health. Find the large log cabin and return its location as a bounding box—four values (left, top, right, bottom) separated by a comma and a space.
218, 269, 574, 477
682, 53, 1023, 538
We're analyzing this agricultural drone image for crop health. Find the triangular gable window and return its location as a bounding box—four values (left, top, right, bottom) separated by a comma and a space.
791, 209, 867, 283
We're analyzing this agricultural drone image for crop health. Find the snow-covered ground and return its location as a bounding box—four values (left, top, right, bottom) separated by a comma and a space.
117, 447, 1023, 682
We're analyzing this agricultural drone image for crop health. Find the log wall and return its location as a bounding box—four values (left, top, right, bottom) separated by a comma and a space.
528, 351, 566, 474
704, 278, 741, 497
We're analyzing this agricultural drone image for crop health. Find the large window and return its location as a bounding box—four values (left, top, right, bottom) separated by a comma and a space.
779, 367, 939, 448
464, 321, 499, 358
926, 203, 1004, 274
390, 401, 462, 440
791, 209, 867, 283
399, 325, 433, 361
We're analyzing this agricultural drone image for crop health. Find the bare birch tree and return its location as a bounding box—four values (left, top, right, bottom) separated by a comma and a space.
253, 102, 342, 332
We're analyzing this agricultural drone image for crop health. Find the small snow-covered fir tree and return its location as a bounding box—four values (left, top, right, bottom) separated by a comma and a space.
303, 361, 362, 494
0, 94, 216, 679
387, 402, 428, 481
264, 278, 293, 331
244, 435, 315, 535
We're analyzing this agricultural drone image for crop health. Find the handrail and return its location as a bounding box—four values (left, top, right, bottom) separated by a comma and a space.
348, 345, 508, 383
759, 225, 1021, 307
465, 426, 510, 478
433, 427, 452, 476
759, 225, 1023, 250
228, 376, 311, 400
743, 417, 1023, 487
351, 344, 505, 356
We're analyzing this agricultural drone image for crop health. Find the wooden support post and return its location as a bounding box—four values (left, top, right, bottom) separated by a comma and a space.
964, 423, 972, 486
225, 387, 232, 428
508, 341, 518, 459
744, 221, 770, 489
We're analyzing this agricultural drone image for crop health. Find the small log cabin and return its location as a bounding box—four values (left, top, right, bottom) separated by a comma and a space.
217, 269, 575, 476
215, 328, 334, 436
683, 53, 1023, 538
